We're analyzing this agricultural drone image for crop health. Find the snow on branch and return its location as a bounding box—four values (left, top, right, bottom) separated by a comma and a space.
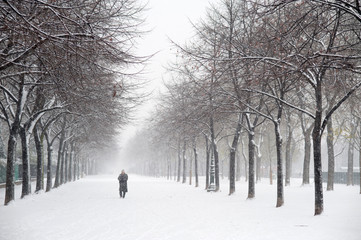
241, 88, 316, 119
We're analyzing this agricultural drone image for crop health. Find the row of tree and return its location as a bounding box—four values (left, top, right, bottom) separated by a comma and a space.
0, 0, 145, 205
123, 0, 361, 216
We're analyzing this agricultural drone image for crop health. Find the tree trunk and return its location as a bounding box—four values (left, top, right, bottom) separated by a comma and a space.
41, 134, 45, 190
302, 130, 312, 185
248, 131, 255, 199
68, 143, 73, 182
54, 121, 66, 188
62, 142, 68, 182
313, 85, 324, 215
285, 120, 292, 186
189, 154, 192, 185
167, 152, 171, 180
182, 140, 187, 184
236, 151, 241, 181
313, 130, 324, 215
241, 138, 248, 182
5, 74, 29, 204
177, 140, 181, 182
60, 146, 65, 185
256, 146, 261, 182
167, 157, 170, 180
359, 123, 361, 194
0, 126, 6, 159
274, 122, 284, 207
193, 142, 199, 187
34, 125, 43, 192
213, 142, 220, 191
46, 144, 53, 192
210, 116, 220, 191
4, 131, 18, 205
76, 154, 80, 180
221, 157, 224, 180
347, 140, 354, 186
229, 148, 236, 195
20, 127, 31, 198
54, 145, 62, 188
326, 116, 335, 191
269, 161, 273, 185
64, 145, 68, 183
174, 153, 177, 181
205, 136, 210, 190
347, 119, 356, 186
267, 133, 273, 185
73, 152, 77, 181
229, 113, 242, 195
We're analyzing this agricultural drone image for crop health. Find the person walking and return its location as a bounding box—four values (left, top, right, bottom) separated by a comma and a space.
118, 169, 128, 198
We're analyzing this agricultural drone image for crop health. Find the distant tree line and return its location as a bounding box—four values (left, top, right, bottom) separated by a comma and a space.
0, 0, 145, 205
123, 0, 361, 216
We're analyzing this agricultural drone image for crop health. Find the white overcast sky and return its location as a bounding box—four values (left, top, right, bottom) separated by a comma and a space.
137, 0, 215, 96
118, 0, 215, 145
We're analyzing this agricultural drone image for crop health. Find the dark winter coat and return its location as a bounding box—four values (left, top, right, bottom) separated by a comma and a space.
118, 173, 128, 192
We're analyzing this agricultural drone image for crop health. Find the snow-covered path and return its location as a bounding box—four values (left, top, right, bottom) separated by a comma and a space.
0, 175, 360, 240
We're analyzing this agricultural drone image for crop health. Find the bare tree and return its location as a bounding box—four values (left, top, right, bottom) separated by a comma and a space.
237, 0, 361, 214
1, 0, 146, 205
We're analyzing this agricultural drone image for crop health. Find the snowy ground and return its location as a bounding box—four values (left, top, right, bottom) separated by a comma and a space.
0, 175, 360, 240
